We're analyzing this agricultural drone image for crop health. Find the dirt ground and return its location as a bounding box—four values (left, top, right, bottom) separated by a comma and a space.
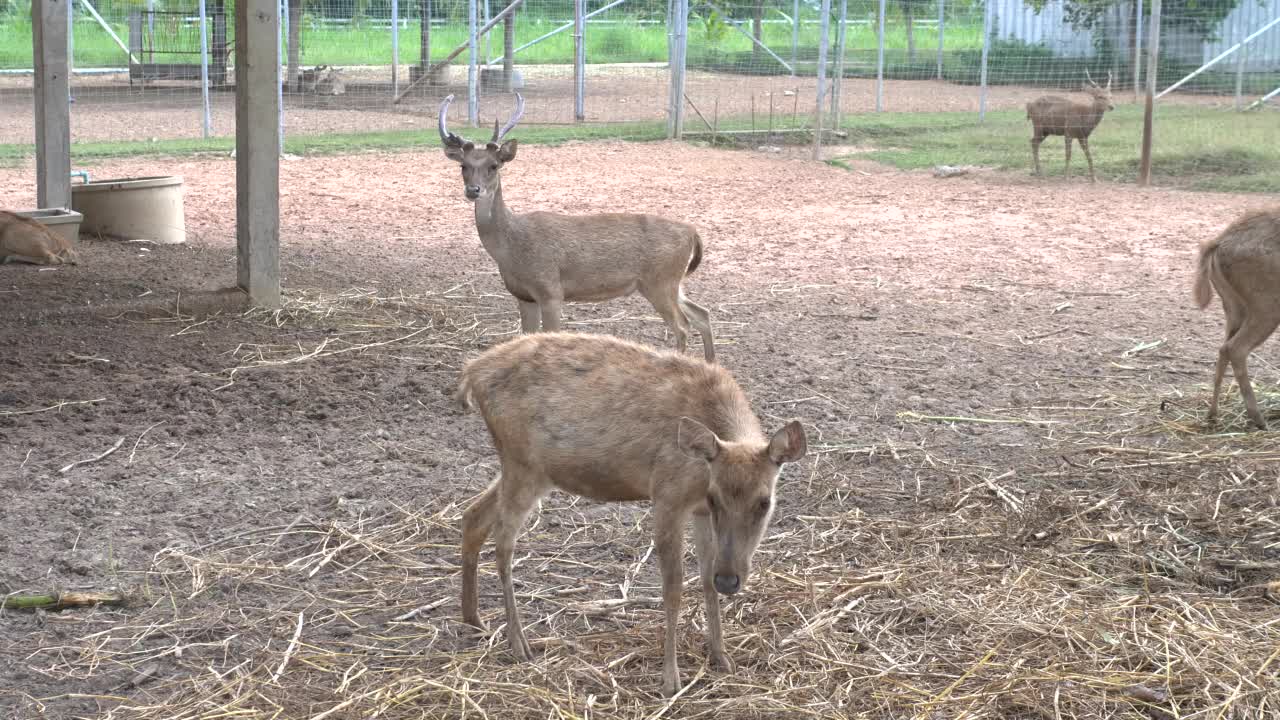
1, 142, 1278, 718
0, 64, 1248, 144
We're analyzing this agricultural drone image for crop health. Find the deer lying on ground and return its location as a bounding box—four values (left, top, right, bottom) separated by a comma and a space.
438, 93, 717, 362
456, 332, 807, 696
1193, 207, 1280, 430
1027, 71, 1115, 182
0, 211, 79, 265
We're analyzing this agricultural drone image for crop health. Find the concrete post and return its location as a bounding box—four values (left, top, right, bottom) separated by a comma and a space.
33, 0, 72, 210
236, 0, 282, 307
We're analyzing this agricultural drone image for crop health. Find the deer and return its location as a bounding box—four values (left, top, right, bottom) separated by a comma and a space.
455, 331, 807, 696
1027, 70, 1115, 182
0, 211, 79, 266
438, 93, 717, 363
1193, 207, 1280, 430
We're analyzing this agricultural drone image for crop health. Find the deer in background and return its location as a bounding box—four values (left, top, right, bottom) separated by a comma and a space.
1026, 70, 1115, 182
0, 211, 79, 265
1193, 207, 1280, 430
438, 93, 717, 362
456, 332, 807, 696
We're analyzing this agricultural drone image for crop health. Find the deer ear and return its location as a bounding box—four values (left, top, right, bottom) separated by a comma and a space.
768, 420, 807, 465
678, 417, 720, 463
498, 139, 518, 164
443, 144, 464, 162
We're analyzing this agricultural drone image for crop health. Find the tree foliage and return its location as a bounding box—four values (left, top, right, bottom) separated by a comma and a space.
1022, 0, 1250, 42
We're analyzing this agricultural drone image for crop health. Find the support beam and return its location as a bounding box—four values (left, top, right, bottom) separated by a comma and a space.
1138, 0, 1161, 185
236, 0, 282, 307
33, 0, 71, 210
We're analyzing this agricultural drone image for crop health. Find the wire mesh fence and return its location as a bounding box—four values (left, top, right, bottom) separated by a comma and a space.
0, 0, 1277, 183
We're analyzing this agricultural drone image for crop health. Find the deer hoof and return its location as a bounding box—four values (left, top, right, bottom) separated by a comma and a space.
661, 671, 681, 698
508, 632, 534, 662
710, 651, 736, 673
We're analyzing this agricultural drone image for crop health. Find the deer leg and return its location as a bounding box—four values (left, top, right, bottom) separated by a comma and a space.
677, 290, 716, 363
1080, 136, 1097, 183
518, 300, 541, 333
461, 474, 502, 628
1208, 292, 1244, 423
1030, 136, 1043, 176
655, 504, 688, 697
692, 513, 732, 671
642, 284, 691, 356
1, 254, 56, 265
1224, 311, 1280, 430
1063, 137, 1073, 179
538, 296, 564, 332
492, 465, 547, 661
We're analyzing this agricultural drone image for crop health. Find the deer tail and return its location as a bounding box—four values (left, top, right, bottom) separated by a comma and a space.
686, 231, 703, 276
1193, 236, 1221, 310
455, 371, 478, 412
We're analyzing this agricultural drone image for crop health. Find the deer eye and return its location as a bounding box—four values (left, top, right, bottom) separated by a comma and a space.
488, 163, 498, 172
757, 498, 771, 515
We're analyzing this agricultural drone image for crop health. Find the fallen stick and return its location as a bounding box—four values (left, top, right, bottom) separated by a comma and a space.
2, 590, 126, 611
59, 437, 125, 474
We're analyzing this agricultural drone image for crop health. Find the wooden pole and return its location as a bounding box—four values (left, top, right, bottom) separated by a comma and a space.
1138, 0, 1161, 186
33, 0, 71, 210
812, 0, 832, 160
236, 0, 282, 307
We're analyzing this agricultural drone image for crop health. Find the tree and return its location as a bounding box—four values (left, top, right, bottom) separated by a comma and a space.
896, 0, 919, 62
1023, 0, 1249, 43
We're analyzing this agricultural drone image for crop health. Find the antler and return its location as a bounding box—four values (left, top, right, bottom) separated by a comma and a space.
1106, 70, 1113, 90
492, 92, 525, 143
438, 94, 466, 148
1084, 67, 1097, 87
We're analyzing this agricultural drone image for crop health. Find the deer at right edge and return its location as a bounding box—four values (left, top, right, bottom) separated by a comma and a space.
438, 93, 717, 362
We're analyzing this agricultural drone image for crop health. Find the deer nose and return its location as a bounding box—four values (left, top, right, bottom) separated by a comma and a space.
465, 185, 481, 198
713, 574, 740, 595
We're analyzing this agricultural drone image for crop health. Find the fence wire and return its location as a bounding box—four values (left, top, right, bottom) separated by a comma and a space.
0, 0, 1277, 179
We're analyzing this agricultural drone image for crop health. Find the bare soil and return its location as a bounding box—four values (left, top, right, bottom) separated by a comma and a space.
1, 143, 1277, 718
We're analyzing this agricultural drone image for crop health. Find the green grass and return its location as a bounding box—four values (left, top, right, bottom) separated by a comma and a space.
822, 104, 1280, 193
0, 121, 669, 168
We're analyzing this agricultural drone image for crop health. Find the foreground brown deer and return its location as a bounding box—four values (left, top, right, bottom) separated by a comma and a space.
456, 332, 807, 696
1193, 207, 1280, 430
438, 93, 716, 362
0, 211, 79, 265
1027, 70, 1115, 182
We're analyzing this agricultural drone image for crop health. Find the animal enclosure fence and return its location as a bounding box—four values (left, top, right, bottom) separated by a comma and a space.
0, 0, 1277, 184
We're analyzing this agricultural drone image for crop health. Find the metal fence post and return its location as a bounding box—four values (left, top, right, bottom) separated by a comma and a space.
812, 0, 832, 159
831, 0, 847, 127
574, 0, 585, 121
978, 0, 992, 122
1133, 0, 1143, 98
200, 0, 212, 137
876, 0, 886, 112
1234, 27, 1247, 110
937, 0, 945, 80
392, 0, 400, 98
468, 0, 479, 127
791, 0, 800, 74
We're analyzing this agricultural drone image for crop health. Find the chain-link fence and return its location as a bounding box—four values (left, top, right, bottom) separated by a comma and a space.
1, 0, 1277, 183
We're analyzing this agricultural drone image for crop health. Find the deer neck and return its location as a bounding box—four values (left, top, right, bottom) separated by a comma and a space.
473, 180, 513, 239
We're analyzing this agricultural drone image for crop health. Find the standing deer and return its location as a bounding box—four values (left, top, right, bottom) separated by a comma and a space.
1193, 207, 1280, 430
1027, 70, 1115, 182
438, 93, 716, 362
456, 332, 807, 696
0, 211, 79, 265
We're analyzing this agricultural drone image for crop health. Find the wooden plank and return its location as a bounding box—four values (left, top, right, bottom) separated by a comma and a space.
33, 0, 71, 210
235, 0, 281, 307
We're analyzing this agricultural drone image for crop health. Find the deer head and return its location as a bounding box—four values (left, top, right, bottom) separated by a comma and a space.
1084, 69, 1115, 111
678, 417, 807, 596
439, 93, 525, 201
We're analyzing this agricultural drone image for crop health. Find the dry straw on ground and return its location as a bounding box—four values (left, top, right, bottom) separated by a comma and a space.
5, 291, 1279, 719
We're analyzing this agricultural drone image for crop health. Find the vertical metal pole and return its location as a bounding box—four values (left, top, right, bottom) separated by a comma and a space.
812, 0, 831, 160
484, 0, 492, 60
1133, 0, 1143, 99
147, 0, 155, 40
574, 0, 585, 121
875, 0, 886, 112
791, 0, 800, 75
831, 0, 847, 126
1138, 0, 1161, 185
468, 0, 479, 127
1234, 24, 1247, 110
277, 0, 285, 154
392, 0, 400, 98
936, 0, 945, 80
200, 0, 212, 137
978, 0, 992, 121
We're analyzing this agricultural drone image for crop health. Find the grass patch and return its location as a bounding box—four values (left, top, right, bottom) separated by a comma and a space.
822, 104, 1280, 193
0, 121, 669, 167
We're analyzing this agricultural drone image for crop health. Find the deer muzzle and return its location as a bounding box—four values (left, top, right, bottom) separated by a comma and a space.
713, 573, 741, 595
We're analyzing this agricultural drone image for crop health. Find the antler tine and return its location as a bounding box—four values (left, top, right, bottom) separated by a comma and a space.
438, 94, 466, 147
1084, 67, 1096, 86
495, 92, 525, 142
1106, 70, 1113, 90
491, 118, 501, 144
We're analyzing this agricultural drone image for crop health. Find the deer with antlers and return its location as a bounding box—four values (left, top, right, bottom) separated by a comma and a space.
1026, 70, 1116, 182
438, 93, 716, 362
